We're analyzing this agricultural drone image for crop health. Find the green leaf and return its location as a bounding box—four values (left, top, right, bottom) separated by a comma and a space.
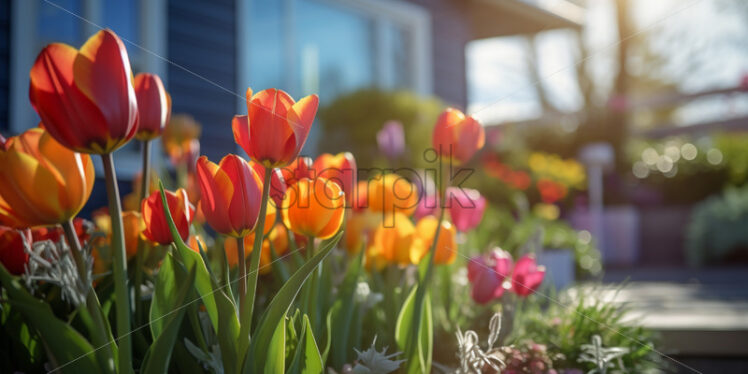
159, 183, 241, 373
395, 286, 433, 374
158, 183, 218, 330
331, 249, 364, 367
245, 231, 343, 374
0, 264, 101, 373
264, 318, 286, 374
150, 252, 178, 338
141, 264, 197, 374
288, 314, 323, 374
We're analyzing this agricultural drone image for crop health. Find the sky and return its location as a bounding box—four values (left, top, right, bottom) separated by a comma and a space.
466, 0, 748, 126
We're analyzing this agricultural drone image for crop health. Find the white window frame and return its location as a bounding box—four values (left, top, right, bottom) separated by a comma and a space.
9, 0, 168, 178
235, 0, 433, 116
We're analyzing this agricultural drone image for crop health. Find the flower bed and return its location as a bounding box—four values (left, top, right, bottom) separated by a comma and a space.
0, 30, 659, 373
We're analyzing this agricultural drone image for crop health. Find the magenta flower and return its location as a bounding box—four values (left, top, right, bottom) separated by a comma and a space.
511, 255, 546, 297
376, 120, 405, 160
446, 187, 487, 232
467, 249, 513, 304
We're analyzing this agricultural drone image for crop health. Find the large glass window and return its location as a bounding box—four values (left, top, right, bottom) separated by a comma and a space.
244, 0, 428, 104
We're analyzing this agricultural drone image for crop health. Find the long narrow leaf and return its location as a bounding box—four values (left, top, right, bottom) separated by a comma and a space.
288, 314, 323, 374
142, 264, 196, 374
0, 264, 101, 373
245, 231, 343, 374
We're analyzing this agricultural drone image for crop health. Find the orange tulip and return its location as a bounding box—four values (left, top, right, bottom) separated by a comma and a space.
343, 211, 379, 254
313, 152, 357, 205
366, 173, 418, 217
411, 216, 457, 265
0, 128, 95, 228
29, 29, 138, 154
281, 177, 345, 239
232, 88, 319, 168
142, 188, 194, 245
224, 223, 288, 273
189, 235, 208, 254
0, 226, 31, 275
432, 108, 485, 164
162, 114, 201, 167
196, 155, 263, 237
134, 73, 171, 141
280, 157, 314, 187
93, 211, 144, 260
371, 212, 416, 266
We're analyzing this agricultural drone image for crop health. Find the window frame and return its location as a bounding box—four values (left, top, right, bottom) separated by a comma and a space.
9, 0, 168, 178
235, 0, 433, 116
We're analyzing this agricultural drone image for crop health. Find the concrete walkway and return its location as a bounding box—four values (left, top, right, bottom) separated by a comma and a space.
589, 267, 748, 358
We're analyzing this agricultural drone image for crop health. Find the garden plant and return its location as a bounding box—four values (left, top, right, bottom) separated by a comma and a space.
0, 29, 660, 373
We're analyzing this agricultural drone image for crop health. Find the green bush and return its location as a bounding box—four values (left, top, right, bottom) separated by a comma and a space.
317, 89, 444, 169
687, 185, 748, 266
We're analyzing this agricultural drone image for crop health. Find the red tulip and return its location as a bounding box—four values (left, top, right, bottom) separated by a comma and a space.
32, 217, 93, 245
0, 226, 31, 275
196, 155, 263, 237
312, 152, 357, 205
249, 160, 286, 208
232, 88, 319, 168
134, 73, 171, 141
279, 157, 314, 187
142, 188, 195, 244
432, 108, 485, 164
29, 29, 138, 154
446, 187, 487, 232
511, 255, 545, 297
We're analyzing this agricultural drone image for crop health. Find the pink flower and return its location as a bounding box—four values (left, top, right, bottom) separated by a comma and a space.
414, 193, 439, 220
467, 249, 513, 304
511, 255, 546, 297
467, 251, 544, 304
446, 187, 486, 232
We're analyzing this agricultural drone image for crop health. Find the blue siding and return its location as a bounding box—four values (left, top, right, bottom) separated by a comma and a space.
167, 0, 237, 161
0, 1, 10, 132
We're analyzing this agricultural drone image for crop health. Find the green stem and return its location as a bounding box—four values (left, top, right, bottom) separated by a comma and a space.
101, 153, 133, 374
305, 235, 319, 330
133, 239, 147, 326
63, 219, 117, 373
237, 235, 247, 315
244, 167, 273, 333
140, 140, 152, 202
405, 157, 450, 370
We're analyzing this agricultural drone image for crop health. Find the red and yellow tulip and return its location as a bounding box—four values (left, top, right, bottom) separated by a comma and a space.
432, 108, 485, 164
133, 73, 171, 141
0, 128, 95, 228
29, 29, 138, 154
196, 155, 264, 237
232, 88, 319, 168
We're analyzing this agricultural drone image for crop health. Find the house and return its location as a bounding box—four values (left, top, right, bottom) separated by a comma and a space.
0, 0, 581, 177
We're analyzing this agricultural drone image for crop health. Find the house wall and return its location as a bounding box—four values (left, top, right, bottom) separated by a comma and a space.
167, 0, 238, 161
0, 1, 10, 132
405, 0, 471, 109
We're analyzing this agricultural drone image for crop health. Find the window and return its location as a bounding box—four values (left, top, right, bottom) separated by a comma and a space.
237, 0, 432, 153
10, 0, 167, 177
